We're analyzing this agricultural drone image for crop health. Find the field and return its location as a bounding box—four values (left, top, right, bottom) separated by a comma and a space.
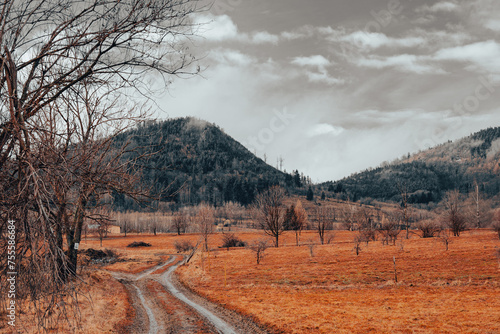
7, 229, 499, 333
176, 230, 500, 334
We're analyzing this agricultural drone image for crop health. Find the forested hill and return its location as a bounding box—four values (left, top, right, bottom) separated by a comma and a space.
112, 117, 298, 210
321, 127, 500, 205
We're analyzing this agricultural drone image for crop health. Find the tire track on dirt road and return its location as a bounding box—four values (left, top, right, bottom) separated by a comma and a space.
110, 255, 267, 334
159, 257, 237, 334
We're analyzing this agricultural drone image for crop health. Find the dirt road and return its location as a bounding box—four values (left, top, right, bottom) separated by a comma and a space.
110, 255, 268, 334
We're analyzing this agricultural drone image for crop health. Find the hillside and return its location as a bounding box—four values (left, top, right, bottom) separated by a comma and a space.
321, 127, 500, 205
112, 117, 298, 210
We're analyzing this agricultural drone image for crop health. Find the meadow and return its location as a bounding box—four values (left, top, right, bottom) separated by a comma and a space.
7, 229, 499, 333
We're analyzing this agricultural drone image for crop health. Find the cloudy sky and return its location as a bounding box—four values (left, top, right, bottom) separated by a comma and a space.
157, 0, 500, 182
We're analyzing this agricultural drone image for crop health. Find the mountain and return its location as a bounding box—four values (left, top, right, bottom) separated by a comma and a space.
321, 127, 500, 205
111, 117, 299, 210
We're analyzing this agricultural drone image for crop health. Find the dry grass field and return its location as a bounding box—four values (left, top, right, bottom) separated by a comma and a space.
6, 229, 499, 333
176, 230, 500, 334
6, 270, 133, 334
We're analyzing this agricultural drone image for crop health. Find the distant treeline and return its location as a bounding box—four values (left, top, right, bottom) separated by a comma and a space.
320, 127, 500, 205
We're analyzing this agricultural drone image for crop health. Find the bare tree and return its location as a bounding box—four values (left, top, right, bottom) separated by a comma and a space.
313, 206, 335, 245
173, 211, 188, 235
293, 200, 308, 246
122, 216, 130, 237
248, 239, 268, 264
465, 182, 492, 229
378, 212, 400, 246
93, 215, 112, 248
254, 186, 286, 247
341, 199, 358, 231
0, 0, 203, 328
197, 204, 214, 251
398, 182, 412, 239
438, 229, 451, 251
353, 234, 362, 256
442, 190, 467, 237
357, 207, 377, 245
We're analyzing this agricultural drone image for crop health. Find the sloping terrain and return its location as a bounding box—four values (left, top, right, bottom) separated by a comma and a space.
322, 127, 500, 204
112, 117, 293, 210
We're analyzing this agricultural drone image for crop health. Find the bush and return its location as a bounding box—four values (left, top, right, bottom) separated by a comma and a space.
126, 241, 152, 248
248, 239, 268, 264
174, 240, 195, 253
221, 233, 246, 249
417, 220, 441, 238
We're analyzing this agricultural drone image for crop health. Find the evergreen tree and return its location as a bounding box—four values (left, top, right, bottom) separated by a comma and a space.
306, 186, 314, 201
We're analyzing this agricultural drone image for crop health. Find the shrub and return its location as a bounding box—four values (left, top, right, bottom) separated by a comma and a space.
174, 240, 195, 253
248, 239, 268, 264
126, 241, 151, 248
417, 220, 441, 238
221, 233, 246, 249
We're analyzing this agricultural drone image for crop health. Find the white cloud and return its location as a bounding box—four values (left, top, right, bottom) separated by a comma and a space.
417, 1, 459, 13
341, 31, 425, 50
291, 55, 342, 85
307, 123, 344, 137
291, 55, 332, 71
281, 25, 339, 41
485, 19, 500, 31
194, 14, 239, 42
434, 40, 500, 73
305, 71, 344, 85
251, 31, 279, 44
194, 14, 279, 44
464, 0, 500, 32
356, 54, 442, 74
209, 49, 255, 66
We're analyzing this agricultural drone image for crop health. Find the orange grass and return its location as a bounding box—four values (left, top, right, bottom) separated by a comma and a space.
177, 230, 500, 333
82, 233, 199, 273
12, 229, 498, 333
3, 270, 133, 334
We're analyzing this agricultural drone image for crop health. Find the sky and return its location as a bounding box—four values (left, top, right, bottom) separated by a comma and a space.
156, 0, 500, 183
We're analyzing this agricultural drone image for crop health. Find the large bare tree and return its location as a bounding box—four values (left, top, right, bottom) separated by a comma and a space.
255, 186, 286, 247
0, 0, 202, 328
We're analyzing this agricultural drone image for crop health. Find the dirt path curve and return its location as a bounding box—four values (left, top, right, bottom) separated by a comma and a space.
109, 255, 268, 334
159, 258, 237, 334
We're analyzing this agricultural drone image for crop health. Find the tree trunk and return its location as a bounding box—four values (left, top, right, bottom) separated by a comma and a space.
66, 190, 89, 278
